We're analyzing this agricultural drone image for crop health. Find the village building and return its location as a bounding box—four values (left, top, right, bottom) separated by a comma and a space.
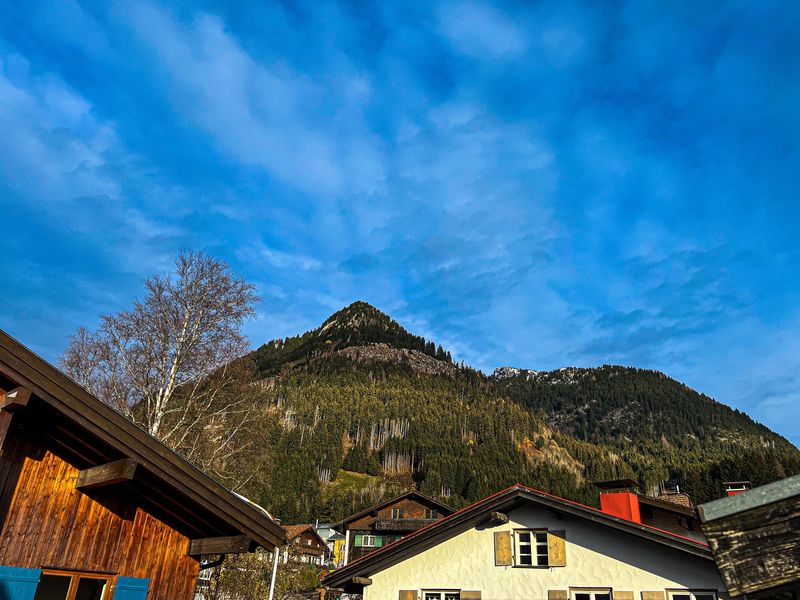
699, 474, 799, 599
323, 484, 725, 600
283, 525, 328, 566
316, 524, 347, 567
333, 491, 454, 564
0, 330, 286, 600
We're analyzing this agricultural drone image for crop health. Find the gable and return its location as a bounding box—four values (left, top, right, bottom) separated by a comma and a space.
338, 491, 453, 529
349, 497, 447, 529
363, 504, 723, 599
324, 485, 713, 591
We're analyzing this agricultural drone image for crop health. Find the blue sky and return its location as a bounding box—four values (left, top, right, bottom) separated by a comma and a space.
1, 1, 798, 445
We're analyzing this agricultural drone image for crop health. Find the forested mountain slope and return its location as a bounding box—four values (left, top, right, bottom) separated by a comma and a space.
234, 302, 800, 523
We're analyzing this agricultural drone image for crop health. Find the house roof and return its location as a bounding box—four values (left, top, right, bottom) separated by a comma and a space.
323, 483, 712, 588
637, 493, 696, 517
0, 329, 286, 550
284, 524, 327, 549
333, 490, 454, 528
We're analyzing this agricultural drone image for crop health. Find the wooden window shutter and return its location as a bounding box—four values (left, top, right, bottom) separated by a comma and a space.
615, 593, 634, 600
547, 591, 568, 600
398, 591, 416, 600
547, 530, 566, 567
113, 577, 150, 600
494, 531, 513, 566
461, 592, 481, 600
0, 566, 42, 600
641, 593, 666, 600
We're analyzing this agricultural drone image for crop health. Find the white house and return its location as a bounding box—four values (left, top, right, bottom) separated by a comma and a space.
323, 484, 726, 600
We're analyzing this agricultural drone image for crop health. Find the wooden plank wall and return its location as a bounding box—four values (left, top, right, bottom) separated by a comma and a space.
701, 497, 800, 597
0, 423, 199, 600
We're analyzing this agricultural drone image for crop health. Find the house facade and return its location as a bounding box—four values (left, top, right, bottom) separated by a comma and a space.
324, 485, 725, 600
316, 524, 347, 567
284, 525, 328, 566
0, 330, 286, 600
336, 491, 454, 563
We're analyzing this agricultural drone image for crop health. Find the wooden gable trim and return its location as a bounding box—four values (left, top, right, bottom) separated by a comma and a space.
2, 386, 31, 411
76, 458, 138, 490
188, 535, 252, 556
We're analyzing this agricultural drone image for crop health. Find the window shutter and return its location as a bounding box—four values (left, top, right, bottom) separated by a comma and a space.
399, 591, 416, 600
547, 530, 566, 567
0, 566, 42, 600
615, 593, 634, 600
641, 593, 666, 600
461, 592, 481, 599
113, 576, 150, 600
494, 531, 513, 566
547, 591, 568, 600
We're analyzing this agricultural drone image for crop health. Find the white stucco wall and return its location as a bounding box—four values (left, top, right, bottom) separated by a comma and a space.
364, 504, 724, 600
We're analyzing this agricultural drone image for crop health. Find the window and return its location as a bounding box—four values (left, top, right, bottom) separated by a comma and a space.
572, 589, 612, 600
361, 535, 376, 547
423, 592, 460, 600
391, 508, 405, 519
34, 571, 111, 600
668, 591, 717, 600
515, 530, 549, 566
424, 509, 439, 519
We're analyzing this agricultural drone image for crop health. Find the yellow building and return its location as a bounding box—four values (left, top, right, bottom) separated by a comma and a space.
323, 485, 725, 600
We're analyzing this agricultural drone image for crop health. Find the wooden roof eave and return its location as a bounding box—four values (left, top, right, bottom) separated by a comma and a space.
0, 331, 286, 550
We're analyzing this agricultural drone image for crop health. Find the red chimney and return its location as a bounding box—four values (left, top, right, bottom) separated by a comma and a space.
723, 481, 750, 497
593, 479, 642, 524
600, 491, 641, 523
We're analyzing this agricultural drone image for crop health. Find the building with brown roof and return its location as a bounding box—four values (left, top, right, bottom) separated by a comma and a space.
283, 525, 328, 566
0, 330, 286, 600
334, 490, 454, 563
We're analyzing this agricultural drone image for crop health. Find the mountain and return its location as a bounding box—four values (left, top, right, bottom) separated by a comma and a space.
232, 302, 800, 523
250, 301, 452, 377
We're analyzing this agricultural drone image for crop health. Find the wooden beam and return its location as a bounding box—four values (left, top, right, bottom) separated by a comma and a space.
352, 577, 372, 586
490, 511, 509, 524
76, 458, 137, 490
2, 386, 31, 411
0, 410, 12, 450
188, 535, 252, 556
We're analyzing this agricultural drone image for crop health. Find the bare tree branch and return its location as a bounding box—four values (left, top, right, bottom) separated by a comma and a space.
60, 251, 261, 474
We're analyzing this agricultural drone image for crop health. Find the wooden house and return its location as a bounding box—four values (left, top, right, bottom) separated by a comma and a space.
0, 330, 286, 600
323, 484, 725, 600
334, 491, 454, 563
283, 525, 328, 566
699, 473, 800, 598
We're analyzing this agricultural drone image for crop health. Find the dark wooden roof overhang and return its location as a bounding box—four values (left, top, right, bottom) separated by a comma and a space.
0, 329, 287, 551
324, 484, 713, 589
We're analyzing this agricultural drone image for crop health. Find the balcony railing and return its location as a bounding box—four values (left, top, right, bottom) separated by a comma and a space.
373, 518, 437, 531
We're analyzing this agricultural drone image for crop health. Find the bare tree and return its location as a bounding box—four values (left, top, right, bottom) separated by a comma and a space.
61, 251, 260, 475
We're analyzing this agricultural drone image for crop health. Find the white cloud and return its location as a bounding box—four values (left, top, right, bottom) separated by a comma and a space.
119, 3, 386, 196
437, 1, 527, 59
237, 239, 322, 272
